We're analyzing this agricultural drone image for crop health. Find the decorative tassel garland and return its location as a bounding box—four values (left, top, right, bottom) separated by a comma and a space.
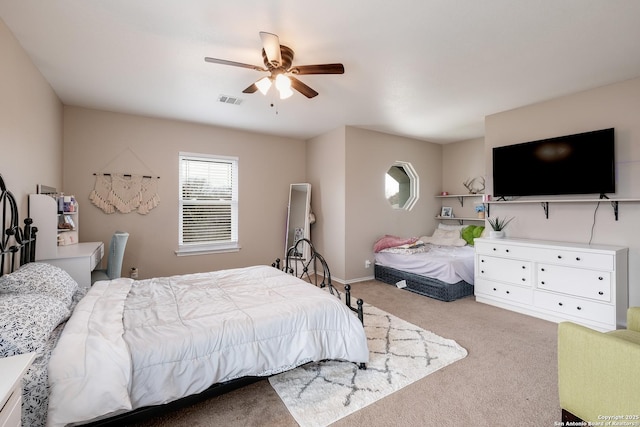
90, 173, 160, 214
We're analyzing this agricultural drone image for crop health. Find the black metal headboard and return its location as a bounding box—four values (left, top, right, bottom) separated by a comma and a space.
273, 238, 364, 326
0, 174, 37, 276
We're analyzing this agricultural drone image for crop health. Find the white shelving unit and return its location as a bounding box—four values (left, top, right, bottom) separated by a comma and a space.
28, 193, 104, 290
436, 193, 486, 224
485, 197, 640, 220
29, 194, 79, 259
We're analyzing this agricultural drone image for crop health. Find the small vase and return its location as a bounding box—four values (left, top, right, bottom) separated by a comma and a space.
489, 230, 505, 239
477, 212, 485, 219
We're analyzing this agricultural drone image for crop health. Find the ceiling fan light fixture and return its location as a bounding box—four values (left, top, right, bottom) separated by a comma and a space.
256, 76, 272, 95
275, 74, 291, 91
279, 86, 294, 99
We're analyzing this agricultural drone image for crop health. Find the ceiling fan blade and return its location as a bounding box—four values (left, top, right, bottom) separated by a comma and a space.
290, 77, 319, 98
290, 63, 345, 75
242, 83, 259, 94
204, 57, 267, 72
259, 31, 282, 67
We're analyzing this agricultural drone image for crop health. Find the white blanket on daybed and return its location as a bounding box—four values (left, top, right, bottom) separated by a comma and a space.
47, 265, 369, 426
375, 244, 475, 285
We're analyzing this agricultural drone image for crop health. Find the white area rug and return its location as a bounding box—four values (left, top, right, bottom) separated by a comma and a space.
268, 302, 468, 427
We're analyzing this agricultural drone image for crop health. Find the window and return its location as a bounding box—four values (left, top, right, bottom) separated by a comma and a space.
385, 161, 419, 210
178, 152, 239, 255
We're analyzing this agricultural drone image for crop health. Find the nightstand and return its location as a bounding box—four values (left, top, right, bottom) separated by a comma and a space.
0, 353, 35, 427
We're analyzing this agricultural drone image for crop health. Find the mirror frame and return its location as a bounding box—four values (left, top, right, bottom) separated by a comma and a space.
285, 183, 312, 260
385, 161, 419, 210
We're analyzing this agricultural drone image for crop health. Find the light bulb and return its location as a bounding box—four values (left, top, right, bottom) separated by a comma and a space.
279, 86, 294, 99
275, 74, 291, 91
255, 77, 272, 95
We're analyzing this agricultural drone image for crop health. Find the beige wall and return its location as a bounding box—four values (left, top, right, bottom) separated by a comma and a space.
441, 137, 486, 219
306, 127, 347, 279
307, 126, 443, 283
485, 76, 640, 306
345, 127, 443, 281
63, 107, 306, 279
0, 18, 62, 214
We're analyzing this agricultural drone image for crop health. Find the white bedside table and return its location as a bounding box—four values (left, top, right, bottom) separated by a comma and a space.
0, 353, 35, 427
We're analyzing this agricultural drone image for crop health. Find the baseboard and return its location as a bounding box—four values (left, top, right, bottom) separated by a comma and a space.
332, 275, 375, 285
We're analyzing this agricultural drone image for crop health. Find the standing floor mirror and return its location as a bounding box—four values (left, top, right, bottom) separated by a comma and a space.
285, 183, 312, 260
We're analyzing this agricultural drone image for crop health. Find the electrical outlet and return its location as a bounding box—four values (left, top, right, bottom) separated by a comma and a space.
365, 259, 371, 268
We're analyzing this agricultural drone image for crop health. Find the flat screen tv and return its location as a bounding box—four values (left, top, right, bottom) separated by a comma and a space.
492, 128, 615, 198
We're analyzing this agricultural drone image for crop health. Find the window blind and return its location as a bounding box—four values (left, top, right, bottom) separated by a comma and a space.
179, 153, 238, 252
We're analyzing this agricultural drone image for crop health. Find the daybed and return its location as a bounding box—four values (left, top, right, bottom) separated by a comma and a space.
0, 175, 368, 427
373, 224, 481, 302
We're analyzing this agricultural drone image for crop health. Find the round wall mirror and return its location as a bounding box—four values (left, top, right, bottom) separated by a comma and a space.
385, 161, 419, 210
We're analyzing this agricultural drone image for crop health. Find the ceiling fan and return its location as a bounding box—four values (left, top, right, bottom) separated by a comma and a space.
204, 32, 344, 99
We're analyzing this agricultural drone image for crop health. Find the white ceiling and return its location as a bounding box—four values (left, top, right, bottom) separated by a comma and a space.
2, 1, 640, 144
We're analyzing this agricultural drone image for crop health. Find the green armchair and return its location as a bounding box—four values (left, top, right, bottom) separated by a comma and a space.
558, 307, 640, 422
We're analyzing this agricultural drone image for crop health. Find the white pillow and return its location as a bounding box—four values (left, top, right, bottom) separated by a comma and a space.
421, 229, 467, 247
437, 223, 465, 232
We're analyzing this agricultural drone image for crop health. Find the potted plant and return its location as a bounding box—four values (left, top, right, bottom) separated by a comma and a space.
487, 216, 514, 239
475, 204, 485, 219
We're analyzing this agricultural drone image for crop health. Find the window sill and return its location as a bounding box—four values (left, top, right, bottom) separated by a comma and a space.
175, 244, 241, 257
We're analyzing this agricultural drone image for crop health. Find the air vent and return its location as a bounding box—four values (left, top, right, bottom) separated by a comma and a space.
218, 95, 242, 105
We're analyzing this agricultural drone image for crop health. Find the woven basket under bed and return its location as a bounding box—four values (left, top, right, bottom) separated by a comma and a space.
374, 264, 473, 302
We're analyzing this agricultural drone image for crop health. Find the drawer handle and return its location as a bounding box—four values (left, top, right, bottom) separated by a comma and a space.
558, 302, 563, 306
481, 259, 485, 263
493, 248, 497, 251
557, 255, 562, 259
598, 276, 603, 281
541, 281, 545, 285
481, 270, 485, 274
505, 249, 510, 253
576, 257, 581, 261
540, 268, 545, 272
577, 306, 582, 311
521, 265, 526, 269
493, 287, 497, 291
506, 290, 510, 294
598, 291, 604, 295
521, 278, 526, 282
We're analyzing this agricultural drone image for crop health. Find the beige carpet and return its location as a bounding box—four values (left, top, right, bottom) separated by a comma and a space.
133, 279, 561, 427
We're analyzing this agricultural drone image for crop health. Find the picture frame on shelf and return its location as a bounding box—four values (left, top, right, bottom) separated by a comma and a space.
441, 206, 453, 218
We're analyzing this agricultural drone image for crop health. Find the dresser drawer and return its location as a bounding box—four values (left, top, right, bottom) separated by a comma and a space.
537, 264, 611, 302
475, 241, 541, 259
534, 291, 615, 326
536, 249, 613, 270
0, 387, 21, 427
475, 279, 533, 305
477, 256, 532, 286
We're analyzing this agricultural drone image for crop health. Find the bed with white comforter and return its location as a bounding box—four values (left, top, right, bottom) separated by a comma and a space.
47, 265, 369, 426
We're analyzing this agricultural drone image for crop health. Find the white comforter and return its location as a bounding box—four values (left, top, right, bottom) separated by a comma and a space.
47, 266, 369, 426
374, 244, 475, 284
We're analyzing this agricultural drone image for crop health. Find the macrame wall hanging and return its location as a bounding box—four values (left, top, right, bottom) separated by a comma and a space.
90, 147, 160, 215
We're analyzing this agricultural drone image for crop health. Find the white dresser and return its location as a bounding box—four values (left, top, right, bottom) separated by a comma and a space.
474, 237, 628, 332
0, 353, 35, 427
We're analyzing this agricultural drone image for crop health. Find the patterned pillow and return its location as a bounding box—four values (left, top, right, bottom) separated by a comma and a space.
0, 293, 70, 357
0, 262, 78, 307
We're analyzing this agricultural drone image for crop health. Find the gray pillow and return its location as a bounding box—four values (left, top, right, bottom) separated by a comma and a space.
0, 293, 70, 357
0, 262, 78, 307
